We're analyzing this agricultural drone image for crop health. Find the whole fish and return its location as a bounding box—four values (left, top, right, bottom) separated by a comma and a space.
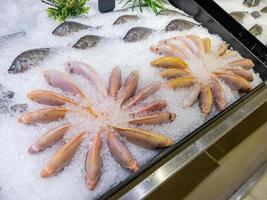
43, 70, 89, 100
28, 123, 73, 154
130, 100, 167, 114
249, 24, 263, 36
121, 70, 139, 106
107, 130, 139, 172
224, 68, 254, 82
113, 126, 173, 149
157, 9, 190, 17
199, 83, 212, 117
40, 132, 86, 177
129, 112, 176, 125
52, 21, 98, 36
229, 59, 254, 69
73, 35, 103, 49
18, 107, 69, 124
0, 31, 26, 41
85, 132, 102, 190
8, 48, 54, 74
230, 11, 248, 23
214, 72, 252, 92
113, 15, 139, 25
160, 68, 191, 79
126, 81, 161, 108
165, 19, 197, 32
108, 66, 121, 98
166, 76, 196, 89
65, 61, 108, 97
210, 75, 227, 111
151, 56, 188, 69
243, 0, 260, 7
150, 44, 187, 60
123, 27, 154, 42
27, 90, 80, 106
184, 82, 201, 107
202, 38, 212, 53
187, 35, 205, 56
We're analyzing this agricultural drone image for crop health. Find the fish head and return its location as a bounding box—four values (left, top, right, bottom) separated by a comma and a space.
72, 39, 89, 49
52, 23, 70, 36
8, 57, 32, 73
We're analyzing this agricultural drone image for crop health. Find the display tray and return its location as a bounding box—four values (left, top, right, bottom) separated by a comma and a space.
99, 0, 267, 199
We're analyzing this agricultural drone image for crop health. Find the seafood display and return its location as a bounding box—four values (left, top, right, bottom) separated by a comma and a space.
19, 62, 175, 190
0, 0, 263, 199
215, 0, 267, 44
150, 35, 255, 116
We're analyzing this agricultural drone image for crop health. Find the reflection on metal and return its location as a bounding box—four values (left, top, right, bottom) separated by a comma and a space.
119, 86, 267, 200
228, 161, 267, 200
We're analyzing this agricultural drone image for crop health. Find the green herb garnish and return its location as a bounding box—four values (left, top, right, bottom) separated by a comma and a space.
41, 0, 90, 21
120, 0, 166, 13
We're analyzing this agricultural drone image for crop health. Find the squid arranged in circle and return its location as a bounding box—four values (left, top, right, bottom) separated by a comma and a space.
150, 34, 255, 117
18, 61, 175, 190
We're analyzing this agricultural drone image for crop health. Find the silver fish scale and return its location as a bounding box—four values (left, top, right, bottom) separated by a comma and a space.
52, 21, 92, 36
73, 35, 102, 49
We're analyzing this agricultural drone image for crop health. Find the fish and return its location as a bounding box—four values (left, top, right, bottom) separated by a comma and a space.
243, 0, 260, 7
65, 61, 108, 97
10, 103, 28, 113
8, 48, 54, 74
214, 72, 252, 92
229, 11, 248, 23
108, 66, 121, 98
113, 15, 139, 25
251, 11, 261, 19
202, 38, 212, 53
166, 76, 196, 89
107, 130, 139, 172
28, 123, 73, 154
217, 43, 229, 56
157, 9, 190, 17
229, 59, 254, 69
40, 132, 86, 177
126, 81, 161, 108
129, 112, 176, 125
18, 107, 69, 124
52, 21, 97, 36
123, 27, 154, 42
0, 31, 26, 41
43, 70, 89, 100
160, 68, 191, 79
129, 100, 167, 114
165, 19, 197, 32
221, 50, 239, 60
199, 83, 212, 117
27, 90, 80, 106
172, 36, 199, 55
187, 35, 205, 56
210, 75, 227, 111
85, 132, 102, 190
261, 6, 267, 13
150, 44, 187, 60
113, 126, 173, 149
184, 82, 201, 107
249, 24, 263, 36
73, 35, 103, 49
160, 38, 192, 57
224, 68, 254, 82
121, 70, 139, 106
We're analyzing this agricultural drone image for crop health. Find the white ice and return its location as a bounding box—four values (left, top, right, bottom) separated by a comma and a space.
0, 0, 263, 200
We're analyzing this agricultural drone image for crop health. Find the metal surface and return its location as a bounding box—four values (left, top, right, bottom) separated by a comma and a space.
228, 161, 267, 200
119, 85, 267, 200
